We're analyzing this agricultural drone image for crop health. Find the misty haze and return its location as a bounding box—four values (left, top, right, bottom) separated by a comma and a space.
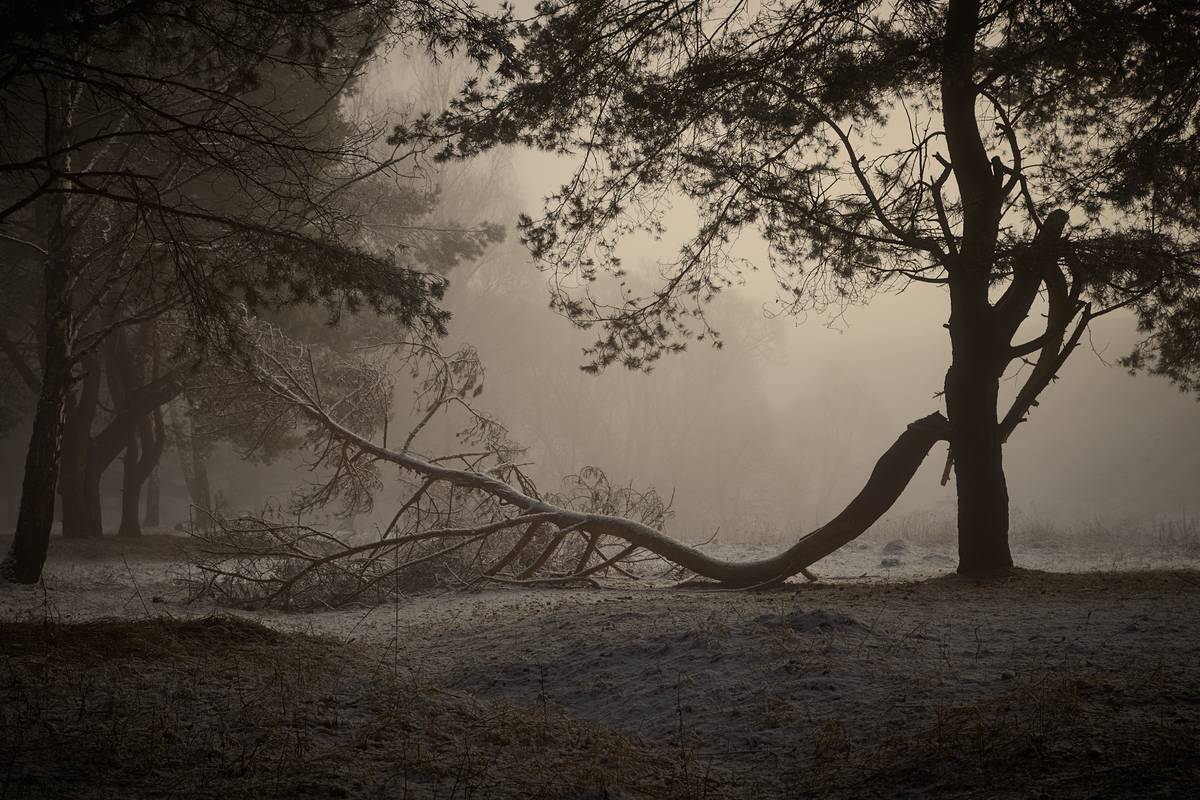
2, 2, 1198, 798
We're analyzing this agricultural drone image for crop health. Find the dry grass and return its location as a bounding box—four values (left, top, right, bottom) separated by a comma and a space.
875, 510, 1200, 558
35, 531, 199, 562
0, 616, 727, 800
4, 536, 1200, 798
804, 672, 1200, 799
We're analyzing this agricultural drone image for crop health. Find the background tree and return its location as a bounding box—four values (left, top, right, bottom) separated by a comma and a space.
0, 0, 508, 583
411, 0, 1200, 574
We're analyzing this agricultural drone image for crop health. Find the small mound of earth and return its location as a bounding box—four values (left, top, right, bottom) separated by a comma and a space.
882, 539, 908, 554
436, 601, 876, 757
0, 616, 720, 800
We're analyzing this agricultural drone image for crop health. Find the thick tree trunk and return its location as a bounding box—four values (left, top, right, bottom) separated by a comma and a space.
946, 274, 1013, 575
2, 368, 71, 582
940, 0, 1013, 575
2, 72, 87, 581
945, 362, 1012, 573
1, 254, 73, 584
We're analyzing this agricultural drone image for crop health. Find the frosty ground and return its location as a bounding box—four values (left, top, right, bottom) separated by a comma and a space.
2, 529, 1198, 798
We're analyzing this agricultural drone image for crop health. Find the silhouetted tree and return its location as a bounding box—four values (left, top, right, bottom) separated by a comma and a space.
0, 0, 508, 582
410, 0, 1200, 574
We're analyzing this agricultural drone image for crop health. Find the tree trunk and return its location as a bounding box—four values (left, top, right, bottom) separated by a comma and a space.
167, 397, 211, 530
59, 354, 101, 538
119, 411, 165, 537
117, 433, 141, 537
946, 276, 1013, 575
82, 453, 105, 538
191, 440, 212, 531
940, 0, 1013, 575
945, 366, 1011, 573
96, 331, 182, 538
1, 250, 73, 583
144, 470, 160, 527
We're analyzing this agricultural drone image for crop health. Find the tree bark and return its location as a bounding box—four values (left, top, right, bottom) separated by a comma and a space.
945, 364, 1012, 574
117, 432, 141, 537
144, 469, 160, 527
2, 363, 71, 582
119, 410, 165, 537
939, 0, 1013, 575
82, 333, 188, 538
1, 236, 73, 583
167, 396, 211, 530
82, 453, 105, 538
59, 354, 101, 538
946, 273, 1013, 574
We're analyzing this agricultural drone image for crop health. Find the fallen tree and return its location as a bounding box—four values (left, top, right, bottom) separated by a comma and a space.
191, 319, 947, 606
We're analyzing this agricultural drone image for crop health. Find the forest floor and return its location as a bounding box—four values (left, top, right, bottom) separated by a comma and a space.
2, 530, 1199, 798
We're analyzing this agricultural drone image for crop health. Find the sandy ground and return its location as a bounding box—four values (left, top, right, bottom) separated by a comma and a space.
2, 532, 1199, 798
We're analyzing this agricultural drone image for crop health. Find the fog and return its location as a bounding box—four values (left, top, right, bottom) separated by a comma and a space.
334, 52, 1200, 544
3, 48, 1196, 549
7, 7, 1200, 798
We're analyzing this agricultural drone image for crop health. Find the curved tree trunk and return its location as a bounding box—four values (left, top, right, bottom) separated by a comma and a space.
304, 397, 950, 586
89, 333, 189, 538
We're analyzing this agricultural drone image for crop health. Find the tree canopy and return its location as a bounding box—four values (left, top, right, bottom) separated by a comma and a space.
387, 0, 1200, 573
425, 0, 1199, 378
